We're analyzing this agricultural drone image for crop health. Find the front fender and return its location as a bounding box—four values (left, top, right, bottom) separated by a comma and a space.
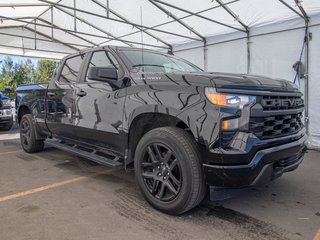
123, 85, 222, 148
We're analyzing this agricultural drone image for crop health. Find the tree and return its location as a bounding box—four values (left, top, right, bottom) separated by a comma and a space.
0, 57, 57, 98
23, 59, 36, 84
35, 60, 58, 83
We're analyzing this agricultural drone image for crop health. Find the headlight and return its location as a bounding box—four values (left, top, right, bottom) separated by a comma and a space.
2, 99, 11, 107
205, 88, 256, 109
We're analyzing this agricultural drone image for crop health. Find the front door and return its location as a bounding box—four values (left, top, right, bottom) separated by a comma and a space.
73, 50, 127, 154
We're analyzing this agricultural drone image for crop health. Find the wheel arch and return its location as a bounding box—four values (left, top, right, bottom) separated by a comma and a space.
17, 105, 31, 125
125, 105, 199, 165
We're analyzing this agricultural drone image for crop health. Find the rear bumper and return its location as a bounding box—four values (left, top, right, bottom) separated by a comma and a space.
203, 132, 307, 188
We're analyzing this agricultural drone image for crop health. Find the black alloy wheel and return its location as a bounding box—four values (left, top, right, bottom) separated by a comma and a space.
134, 127, 206, 215
19, 114, 44, 153
20, 117, 31, 147
141, 143, 182, 201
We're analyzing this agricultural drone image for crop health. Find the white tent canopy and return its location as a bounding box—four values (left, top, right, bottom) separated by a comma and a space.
0, 0, 320, 148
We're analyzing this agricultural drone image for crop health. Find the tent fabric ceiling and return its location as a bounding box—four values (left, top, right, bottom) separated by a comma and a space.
0, 0, 319, 59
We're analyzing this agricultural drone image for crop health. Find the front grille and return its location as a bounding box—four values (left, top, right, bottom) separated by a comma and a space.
219, 94, 304, 147
260, 96, 304, 111
249, 112, 303, 139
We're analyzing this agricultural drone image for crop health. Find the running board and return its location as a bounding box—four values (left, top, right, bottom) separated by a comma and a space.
46, 139, 123, 169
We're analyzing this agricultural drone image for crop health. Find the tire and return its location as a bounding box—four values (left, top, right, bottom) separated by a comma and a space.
20, 114, 44, 153
134, 127, 206, 215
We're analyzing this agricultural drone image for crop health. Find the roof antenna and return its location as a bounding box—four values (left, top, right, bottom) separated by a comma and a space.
140, 6, 144, 70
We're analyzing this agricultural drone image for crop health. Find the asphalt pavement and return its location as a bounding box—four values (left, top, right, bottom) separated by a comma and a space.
0, 127, 319, 240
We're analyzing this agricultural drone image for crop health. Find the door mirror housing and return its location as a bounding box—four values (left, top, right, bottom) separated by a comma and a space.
87, 67, 118, 82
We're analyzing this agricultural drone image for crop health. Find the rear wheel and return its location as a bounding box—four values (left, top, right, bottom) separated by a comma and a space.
134, 127, 206, 215
20, 114, 44, 153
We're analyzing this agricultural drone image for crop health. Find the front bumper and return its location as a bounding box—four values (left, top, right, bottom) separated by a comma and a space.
203, 131, 307, 188
0, 108, 13, 124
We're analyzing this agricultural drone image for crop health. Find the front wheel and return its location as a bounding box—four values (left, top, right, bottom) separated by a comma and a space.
20, 114, 44, 153
134, 127, 206, 215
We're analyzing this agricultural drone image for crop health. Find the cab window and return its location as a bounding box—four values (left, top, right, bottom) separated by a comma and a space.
59, 54, 84, 83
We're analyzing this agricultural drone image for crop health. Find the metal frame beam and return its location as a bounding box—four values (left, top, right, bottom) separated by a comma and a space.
53, 5, 134, 47
99, 0, 239, 46
294, 0, 309, 21
24, 0, 63, 29
37, 18, 167, 49
0, 43, 72, 55
0, 16, 168, 49
0, 25, 24, 30
24, 26, 80, 51
0, 51, 61, 61
215, 0, 249, 32
149, 0, 205, 42
152, 0, 245, 33
91, 0, 173, 51
38, 0, 200, 42
278, 0, 305, 19
38, 18, 99, 47
148, 0, 208, 70
0, 29, 90, 48
0, 3, 50, 8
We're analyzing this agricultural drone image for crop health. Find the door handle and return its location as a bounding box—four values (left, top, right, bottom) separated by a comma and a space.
77, 90, 87, 97
47, 92, 55, 97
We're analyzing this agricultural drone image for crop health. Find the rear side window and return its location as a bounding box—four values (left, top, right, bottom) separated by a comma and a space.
59, 54, 84, 83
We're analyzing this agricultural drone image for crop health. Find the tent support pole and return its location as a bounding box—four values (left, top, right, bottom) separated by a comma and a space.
51, 6, 54, 39
304, 21, 310, 136
204, 42, 208, 71
106, 0, 109, 18
293, 0, 310, 136
246, 31, 250, 74
73, 0, 77, 31
34, 18, 37, 50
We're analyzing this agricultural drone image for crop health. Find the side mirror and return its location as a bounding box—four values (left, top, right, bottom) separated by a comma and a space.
88, 67, 118, 82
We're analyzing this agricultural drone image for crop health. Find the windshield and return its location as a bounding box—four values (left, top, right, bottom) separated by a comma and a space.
121, 49, 203, 73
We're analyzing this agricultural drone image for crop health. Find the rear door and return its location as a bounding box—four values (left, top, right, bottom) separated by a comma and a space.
73, 50, 127, 154
45, 54, 85, 141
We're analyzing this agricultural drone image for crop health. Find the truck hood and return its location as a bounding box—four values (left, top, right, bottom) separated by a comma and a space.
208, 72, 299, 92
137, 72, 299, 93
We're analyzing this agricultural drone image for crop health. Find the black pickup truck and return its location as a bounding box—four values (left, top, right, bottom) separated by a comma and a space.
16, 46, 306, 215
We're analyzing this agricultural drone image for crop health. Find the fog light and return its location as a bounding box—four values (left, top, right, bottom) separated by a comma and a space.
222, 118, 239, 130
